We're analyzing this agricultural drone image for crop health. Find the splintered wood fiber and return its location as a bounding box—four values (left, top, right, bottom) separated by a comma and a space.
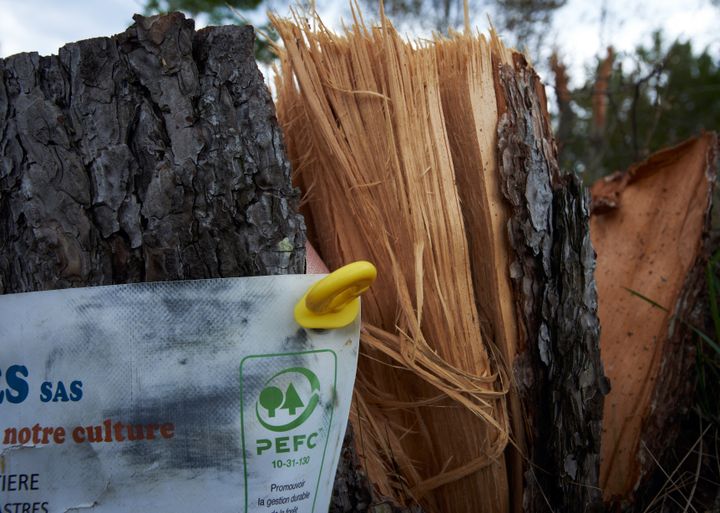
272, 10, 525, 513
433, 33, 526, 504
591, 133, 717, 499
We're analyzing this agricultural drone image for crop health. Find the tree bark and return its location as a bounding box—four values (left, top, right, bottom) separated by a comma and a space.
0, 12, 305, 293
497, 55, 608, 513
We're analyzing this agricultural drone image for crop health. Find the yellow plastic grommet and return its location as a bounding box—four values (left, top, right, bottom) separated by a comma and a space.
295, 261, 377, 329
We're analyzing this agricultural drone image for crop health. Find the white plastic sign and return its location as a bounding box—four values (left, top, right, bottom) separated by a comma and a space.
0, 276, 359, 513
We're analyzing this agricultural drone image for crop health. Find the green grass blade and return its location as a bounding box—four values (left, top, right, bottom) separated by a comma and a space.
624, 286, 720, 355
687, 322, 720, 356
707, 249, 720, 348
623, 287, 670, 312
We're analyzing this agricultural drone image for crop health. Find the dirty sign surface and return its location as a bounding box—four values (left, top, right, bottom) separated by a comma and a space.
0, 276, 359, 513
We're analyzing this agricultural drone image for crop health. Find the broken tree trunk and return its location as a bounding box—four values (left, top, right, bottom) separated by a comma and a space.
591, 133, 718, 504
273, 10, 607, 513
0, 13, 305, 292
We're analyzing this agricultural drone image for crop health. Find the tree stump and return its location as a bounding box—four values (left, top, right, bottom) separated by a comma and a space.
0, 13, 391, 513
590, 133, 718, 506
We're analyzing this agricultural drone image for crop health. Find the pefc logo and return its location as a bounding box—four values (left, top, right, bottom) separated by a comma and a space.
256, 367, 320, 432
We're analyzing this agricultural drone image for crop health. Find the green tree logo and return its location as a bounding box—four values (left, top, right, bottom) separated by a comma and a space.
256, 367, 320, 432
281, 383, 304, 415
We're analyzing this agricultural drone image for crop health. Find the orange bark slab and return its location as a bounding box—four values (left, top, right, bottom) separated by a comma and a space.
591, 133, 717, 500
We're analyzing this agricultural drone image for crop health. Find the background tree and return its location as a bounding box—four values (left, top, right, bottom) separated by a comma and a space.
555, 32, 720, 182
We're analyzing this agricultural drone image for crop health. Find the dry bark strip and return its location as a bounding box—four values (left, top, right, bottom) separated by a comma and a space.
590, 133, 718, 505
0, 13, 305, 293
496, 56, 608, 513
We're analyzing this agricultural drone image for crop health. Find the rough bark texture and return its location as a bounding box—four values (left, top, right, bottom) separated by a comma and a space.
330, 422, 375, 512
0, 13, 305, 292
496, 56, 608, 513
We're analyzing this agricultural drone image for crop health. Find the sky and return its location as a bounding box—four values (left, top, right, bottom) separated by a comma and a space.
1, 0, 719, 88
549, 0, 720, 83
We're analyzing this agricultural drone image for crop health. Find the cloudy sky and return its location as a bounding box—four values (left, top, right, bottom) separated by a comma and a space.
1, 0, 718, 87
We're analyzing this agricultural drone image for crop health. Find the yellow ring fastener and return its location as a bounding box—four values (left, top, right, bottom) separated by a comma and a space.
294, 261, 377, 329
